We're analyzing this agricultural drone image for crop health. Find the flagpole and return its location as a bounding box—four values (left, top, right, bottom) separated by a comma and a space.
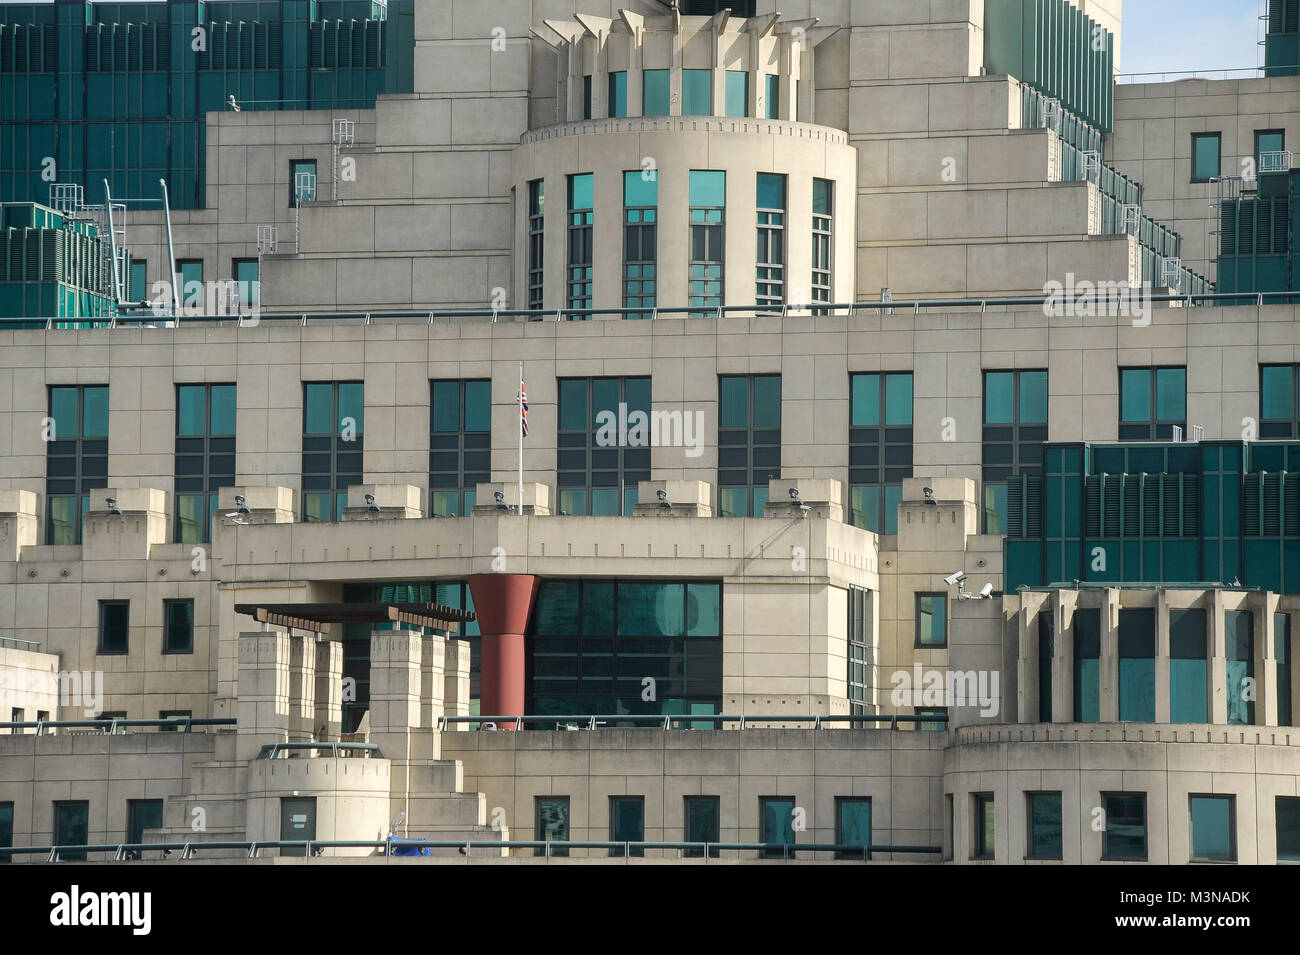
518, 362, 524, 516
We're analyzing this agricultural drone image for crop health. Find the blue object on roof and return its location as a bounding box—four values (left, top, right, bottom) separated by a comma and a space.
389, 838, 431, 857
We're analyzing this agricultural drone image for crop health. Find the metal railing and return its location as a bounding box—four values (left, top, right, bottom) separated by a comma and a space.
438, 713, 948, 731
0, 717, 234, 735
1, 838, 942, 862
256, 741, 384, 759
1116, 68, 1264, 84
0, 636, 41, 652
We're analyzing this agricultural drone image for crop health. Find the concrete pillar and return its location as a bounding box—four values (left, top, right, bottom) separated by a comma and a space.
1209, 591, 1229, 724
1099, 589, 1120, 723
443, 638, 472, 727
287, 633, 317, 740
1051, 592, 1074, 723
1154, 590, 1171, 723
1016, 602, 1034, 724
468, 574, 540, 726
369, 629, 422, 754
236, 631, 292, 762
1254, 593, 1273, 726
419, 633, 447, 729
314, 639, 343, 740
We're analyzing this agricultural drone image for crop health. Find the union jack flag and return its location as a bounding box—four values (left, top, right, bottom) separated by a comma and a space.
519, 380, 529, 437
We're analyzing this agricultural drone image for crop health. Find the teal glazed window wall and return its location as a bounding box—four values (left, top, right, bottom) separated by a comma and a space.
682, 69, 712, 115
725, 70, 748, 117
1073, 608, 1101, 722
608, 71, 627, 117
718, 374, 780, 517
302, 381, 364, 522
175, 383, 235, 544
1169, 609, 1208, 723
1118, 609, 1155, 723
983, 370, 1048, 534
643, 69, 670, 116
46, 384, 109, 545
429, 379, 491, 518
1226, 610, 1254, 725
1189, 795, 1235, 862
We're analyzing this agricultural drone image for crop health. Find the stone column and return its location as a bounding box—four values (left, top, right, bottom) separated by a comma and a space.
1154, 590, 1171, 723
443, 638, 472, 727
419, 633, 447, 729
1099, 589, 1120, 723
468, 574, 540, 727
314, 640, 343, 741
287, 633, 317, 740
1052, 592, 1074, 723
237, 631, 292, 762
369, 629, 422, 755
1209, 591, 1229, 724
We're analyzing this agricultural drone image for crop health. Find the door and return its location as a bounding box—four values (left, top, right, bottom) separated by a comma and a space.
280, 798, 316, 856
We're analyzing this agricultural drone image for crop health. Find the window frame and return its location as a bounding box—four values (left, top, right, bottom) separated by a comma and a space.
174, 382, 235, 544
811, 178, 833, 314
1277, 795, 1300, 862
982, 369, 1048, 534
527, 179, 545, 310
46, 384, 109, 546
1101, 791, 1148, 861
556, 376, 652, 517
914, 592, 948, 649
1260, 364, 1300, 438
755, 172, 786, 311
717, 374, 781, 518
1188, 793, 1237, 863
1118, 366, 1187, 440
834, 796, 872, 860
608, 795, 646, 858
622, 170, 659, 320
566, 173, 595, 317
429, 379, 492, 518
1025, 791, 1063, 861
53, 800, 90, 860
688, 170, 726, 318
972, 792, 995, 860
849, 371, 914, 534
758, 795, 797, 859
98, 599, 130, 656
683, 795, 721, 858
1191, 132, 1222, 183
289, 158, 317, 207
534, 796, 570, 857
163, 598, 195, 655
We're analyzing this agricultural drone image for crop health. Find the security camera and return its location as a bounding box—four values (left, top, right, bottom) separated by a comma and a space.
494, 490, 509, 510
922, 486, 937, 505
364, 493, 380, 512
234, 494, 250, 515
944, 571, 966, 587
656, 489, 671, 508
979, 582, 994, 598
105, 497, 122, 515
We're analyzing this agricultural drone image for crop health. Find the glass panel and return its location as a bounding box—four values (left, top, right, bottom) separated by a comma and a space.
535, 798, 569, 857
1028, 793, 1062, 859
609, 798, 644, 856
1074, 610, 1101, 722
50, 387, 79, 439
851, 374, 879, 427
128, 800, 164, 846
1156, 368, 1186, 421
1277, 613, 1292, 727
534, 581, 581, 635
1019, 370, 1048, 423
1262, 366, 1294, 420
756, 173, 785, 209
689, 170, 726, 207
1278, 797, 1300, 861
582, 74, 592, 119
916, 594, 947, 646
55, 803, 89, 860
304, 384, 334, 434
99, 602, 129, 653
1226, 610, 1254, 725
813, 178, 831, 216
753, 375, 781, 429
724, 70, 748, 117
984, 372, 1014, 424
464, 381, 491, 431
1120, 368, 1150, 422
682, 69, 712, 115
883, 484, 902, 535
559, 379, 588, 431
1118, 609, 1155, 723
338, 382, 364, 434
974, 794, 995, 857
686, 583, 721, 636
760, 797, 795, 857
643, 69, 670, 116
303, 492, 332, 523
431, 381, 461, 432
1104, 794, 1146, 859
624, 169, 658, 208
165, 600, 194, 653
1193, 133, 1221, 180
1190, 796, 1234, 861
569, 173, 594, 211
210, 384, 236, 435
684, 797, 720, 857
719, 376, 748, 428
176, 494, 204, 544
1170, 609, 1207, 723
82, 386, 109, 437
884, 373, 912, 426
719, 487, 746, 518
129, 261, 147, 302
837, 799, 871, 857
177, 385, 206, 436
764, 74, 779, 118
48, 497, 78, 545
1257, 130, 1284, 156
0, 801, 11, 863
617, 582, 685, 636
608, 71, 627, 117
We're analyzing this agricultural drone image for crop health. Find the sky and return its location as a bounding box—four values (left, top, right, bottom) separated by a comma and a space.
1120, 0, 1266, 77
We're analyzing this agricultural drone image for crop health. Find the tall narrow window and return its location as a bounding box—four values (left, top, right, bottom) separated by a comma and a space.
1278, 796, 1300, 861
1226, 610, 1255, 725
759, 796, 796, 858
1170, 608, 1208, 723
175, 259, 204, 308
535, 796, 570, 857
849, 372, 913, 534
582, 74, 592, 119
163, 599, 194, 654
567, 173, 594, 317
1102, 792, 1147, 860
982, 370, 1048, 533
915, 593, 947, 648
684, 795, 720, 858
1026, 792, 1063, 860
1118, 608, 1155, 722
689, 170, 725, 317
755, 173, 786, 310
46, 385, 108, 545
643, 69, 670, 116
1119, 367, 1186, 440
302, 382, 364, 522
718, 374, 780, 517
608, 71, 627, 117
835, 797, 871, 860
682, 68, 712, 116
232, 257, 259, 306
128, 260, 147, 303
98, 600, 129, 655
557, 377, 651, 516
1278, 613, 1293, 727
1191, 132, 1221, 182
847, 586, 870, 714
972, 793, 995, 860
175, 383, 235, 543
127, 799, 164, 853
623, 170, 658, 319
811, 179, 833, 313
0, 801, 11, 864
1038, 611, 1054, 722
527, 180, 544, 310
289, 158, 317, 206
54, 801, 89, 861
609, 796, 645, 857
1189, 794, 1236, 862
1261, 364, 1300, 437
1074, 608, 1101, 722
430, 380, 491, 518
725, 70, 748, 117
1256, 128, 1285, 164
763, 74, 779, 118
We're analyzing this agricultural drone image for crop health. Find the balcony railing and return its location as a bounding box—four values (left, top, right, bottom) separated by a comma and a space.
437, 713, 947, 730
0, 717, 234, 735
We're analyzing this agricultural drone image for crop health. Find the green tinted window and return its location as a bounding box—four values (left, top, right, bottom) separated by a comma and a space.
643, 69, 670, 116
1028, 792, 1062, 859
568, 173, 594, 211
764, 74, 779, 118
608, 71, 627, 117
1257, 130, 1284, 157
338, 382, 364, 434
686, 582, 721, 636
884, 373, 912, 426
916, 593, 947, 647
851, 374, 880, 426
559, 378, 588, 431
1120, 368, 1151, 422
583, 74, 592, 119
82, 386, 108, 438
1190, 795, 1234, 861
1262, 366, 1294, 420
464, 380, 491, 431
1192, 133, 1221, 181
984, 372, 1015, 424
682, 69, 712, 115
431, 381, 461, 432
617, 581, 685, 636
1279, 797, 1300, 861
836, 799, 871, 857
1118, 609, 1155, 723
725, 70, 748, 117
304, 383, 334, 434
1156, 368, 1185, 421
720, 376, 748, 428
1103, 793, 1146, 860
624, 170, 658, 207
1019, 370, 1048, 423
813, 178, 831, 216
753, 375, 781, 428
50, 387, 79, 438
1170, 609, 1208, 723
210, 384, 236, 435
756, 173, 785, 210
760, 797, 795, 857
177, 385, 206, 436
129, 261, 147, 302
164, 599, 194, 653
690, 170, 726, 207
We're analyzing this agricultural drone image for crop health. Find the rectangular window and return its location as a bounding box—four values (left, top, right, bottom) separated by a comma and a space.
1119, 367, 1186, 440
982, 370, 1048, 533
1256, 128, 1285, 166
623, 170, 658, 320
915, 593, 947, 648
127, 799, 163, 852
689, 170, 726, 317
609, 796, 645, 857
290, 158, 317, 206
582, 74, 592, 119
608, 71, 627, 117
175, 383, 235, 543
1278, 613, 1293, 727
0, 801, 11, 864
535, 796, 570, 857
643, 69, 670, 116
725, 70, 748, 117
567, 173, 594, 317
847, 586, 870, 714
557, 377, 651, 517
718, 374, 780, 517
302, 382, 364, 522
232, 258, 259, 307
759, 796, 796, 858
684, 795, 720, 858
1189, 794, 1236, 862
163, 599, 194, 654
755, 173, 786, 310
1102, 792, 1147, 860
98, 600, 129, 655
916, 706, 948, 730
54, 801, 89, 860
1074, 608, 1101, 722
682, 68, 712, 116
527, 179, 544, 310
430, 380, 491, 518
128, 259, 147, 303
1278, 796, 1300, 861
849, 372, 913, 534
763, 74, 779, 119
835, 797, 871, 860
1118, 608, 1155, 723
175, 259, 203, 308
1191, 132, 1221, 182
811, 179, 833, 314
1226, 610, 1255, 725
46, 385, 108, 545
1026, 792, 1063, 860
1170, 608, 1208, 722
1038, 611, 1054, 722
972, 793, 995, 860
1261, 365, 1300, 437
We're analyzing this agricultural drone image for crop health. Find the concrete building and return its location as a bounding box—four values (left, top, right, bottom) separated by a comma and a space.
0, 0, 1299, 864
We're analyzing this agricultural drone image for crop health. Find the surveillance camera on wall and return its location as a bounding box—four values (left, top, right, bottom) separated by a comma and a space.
979, 582, 994, 598
944, 571, 966, 587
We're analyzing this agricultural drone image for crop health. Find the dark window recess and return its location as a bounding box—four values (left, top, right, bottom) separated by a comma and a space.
175, 383, 235, 543
46, 385, 109, 545
556, 377, 651, 517
983, 370, 1047, 534
718, 374, 781, 518
849, 372, 913, 534
302, 382, 364, 522
99, 600, 129, 655
430, 380, 491, 518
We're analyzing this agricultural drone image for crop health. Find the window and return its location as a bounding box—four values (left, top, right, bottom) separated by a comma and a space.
36, 710, 48, 722
982, 370, 1048, 533
718, 374, 780, 517
1255, 129, 1284, 165
290, 158, 317, 206
98, 600, 129, 655
643, 69, 670, 116
1278, 796, 1300, 861
1261, 365, 1300, 437
725, 70, 748, 117
175, 383, 235, 543
1102, 792, 1147, 860
1189, 794, 1235, 862
1119, 367, 1186, 440
1038, 611, 1054, 722
682, 68, 711, 116
0, 801, 11, 864
232, 258, 259, 307
849, 372, 913, 534
1170, 609, 1208, 722
164, 599, 194, 654
128, 259, 147, 303
755, 173, 786, 309
159, 710, 192, 730
430, 380, 491, 518
1118, 608, 1155, 723
582, 74, 592, 119
915, 593, 947, 648
1026, 792, 1063, 860
1278, 613, 1293, 726
535, 796, 570, 857
1191, 132, 1221, 182
54, 801, 89, 860
608, 71, 627, 117
689, 170, 725, 317
623, 170, 658, 319
175, 259, 203, 308
684, 796, 720, 857
1226, 610, 1254, 725
9, 708, 22, 729
46, 385, 108, 545
609, 796, 645, 857
847, 586, 870, 714
972, 793, 995, 860
811, 179, 833, 314
916, 706, 948, 730
127, 799, 163, 856
835, 797, 871, 859
567, 173, 594, 317
527, 179, 544, 310
683, 0, 755, 14
557, 377, 651, 516
1074, 608, 1101, 722
759, 796, 796, 858
302, 382, 364, 522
